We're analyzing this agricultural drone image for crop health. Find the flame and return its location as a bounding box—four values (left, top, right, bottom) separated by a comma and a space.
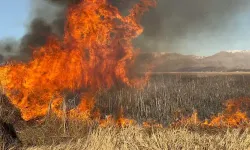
172, 97, 250, 128
98, 107, 136, 127
0, 0, 156, 121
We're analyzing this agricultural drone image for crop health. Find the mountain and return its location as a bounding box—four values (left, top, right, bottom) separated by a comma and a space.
137, 50, 250, 72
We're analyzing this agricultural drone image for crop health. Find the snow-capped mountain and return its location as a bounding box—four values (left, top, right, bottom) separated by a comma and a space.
191, 55, 206, 59
224, 50, 250, 54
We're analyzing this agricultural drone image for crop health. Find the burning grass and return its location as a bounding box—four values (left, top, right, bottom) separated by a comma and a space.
96, 74, 250, 125
0, 0, 155, 121
1, 74, 250, 149
1, 0, 250, 149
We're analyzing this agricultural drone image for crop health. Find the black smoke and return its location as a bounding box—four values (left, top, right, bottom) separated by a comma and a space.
1, 0, 250, 61
3, 0, 138, 62
14, 0, 147, 61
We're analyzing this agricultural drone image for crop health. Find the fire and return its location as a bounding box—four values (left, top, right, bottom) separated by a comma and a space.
0, 0, 156, 121
99, 111, 136, 128
5, 0, 249, 129
172, 97, 250, 128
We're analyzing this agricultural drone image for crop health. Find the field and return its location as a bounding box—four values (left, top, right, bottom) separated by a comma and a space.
97, 73, 250, 125
3, 73, 250, 149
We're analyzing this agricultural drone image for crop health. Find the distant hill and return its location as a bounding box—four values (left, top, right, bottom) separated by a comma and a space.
137, 50, 250, 72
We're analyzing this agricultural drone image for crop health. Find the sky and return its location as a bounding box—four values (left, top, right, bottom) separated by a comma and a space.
1, 0, 250, 56
0, 0, 30, 39
174, 10, 250, 56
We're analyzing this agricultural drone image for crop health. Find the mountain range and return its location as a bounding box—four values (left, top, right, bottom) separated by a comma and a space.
137, 50, 250, 72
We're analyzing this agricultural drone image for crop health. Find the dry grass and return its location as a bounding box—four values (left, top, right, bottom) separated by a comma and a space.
3, 74, 250, 149
96, 74, 250, 125
24, 126, 250, 150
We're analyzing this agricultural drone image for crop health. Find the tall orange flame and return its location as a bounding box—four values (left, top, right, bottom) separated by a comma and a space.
0, 0, 156, 121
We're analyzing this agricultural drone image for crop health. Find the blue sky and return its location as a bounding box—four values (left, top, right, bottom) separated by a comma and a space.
1, 0, 250, 56
0, 0, 30, 39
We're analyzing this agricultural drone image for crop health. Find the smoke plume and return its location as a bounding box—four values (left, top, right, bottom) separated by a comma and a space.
1, 0, 250, 61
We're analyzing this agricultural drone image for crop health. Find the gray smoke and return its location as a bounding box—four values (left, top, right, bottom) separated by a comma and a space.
1, 0, 250, 61
0, 38, 19, 62
136, 0, 250, 53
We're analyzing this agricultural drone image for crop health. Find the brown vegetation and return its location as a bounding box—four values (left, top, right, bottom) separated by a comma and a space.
1, 74, 250, 149
96, 74, 250, 125
23, 125, 250, 150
